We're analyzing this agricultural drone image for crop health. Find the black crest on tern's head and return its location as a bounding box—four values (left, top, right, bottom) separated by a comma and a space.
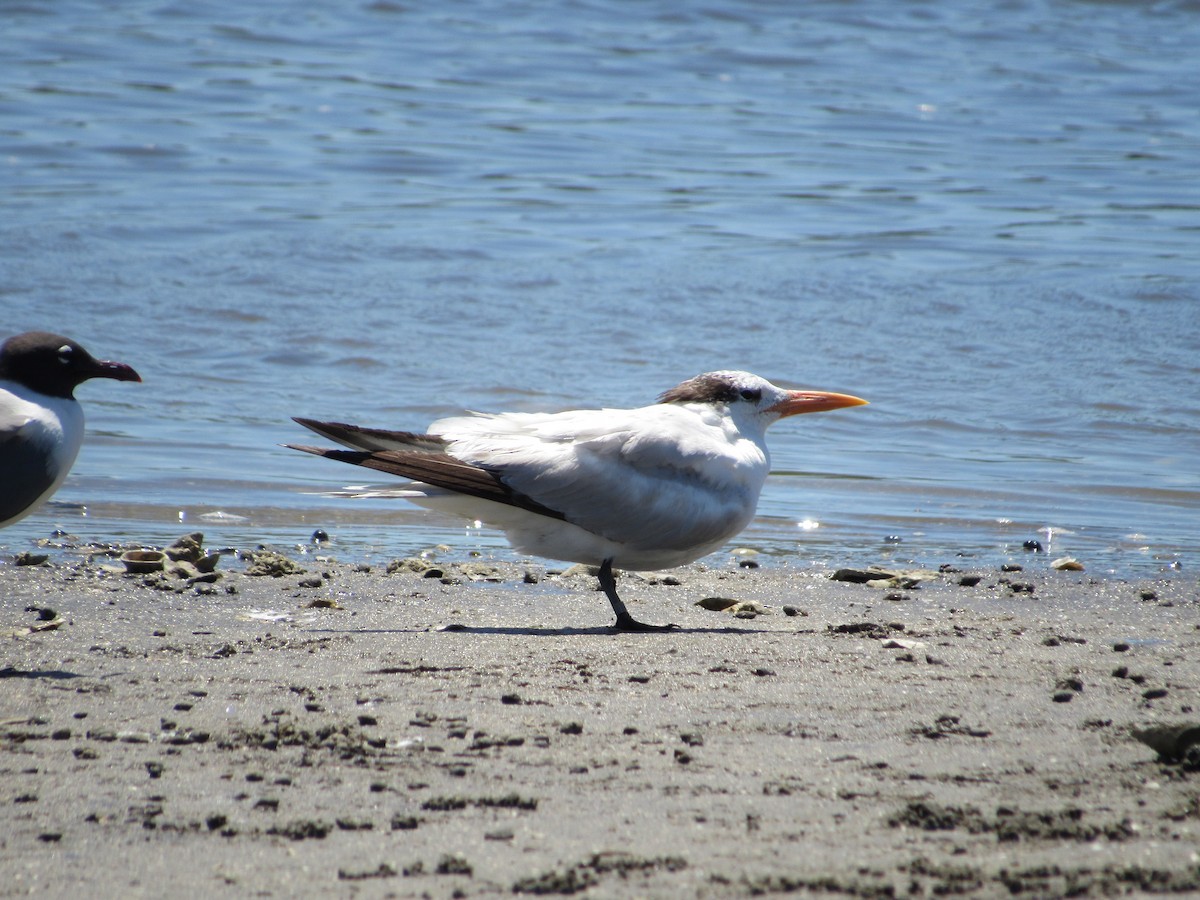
0, 331, 141, 400
657, 371, 769, 407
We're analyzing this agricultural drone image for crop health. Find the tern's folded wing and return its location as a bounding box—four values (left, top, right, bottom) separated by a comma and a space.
439, 407, 768, 553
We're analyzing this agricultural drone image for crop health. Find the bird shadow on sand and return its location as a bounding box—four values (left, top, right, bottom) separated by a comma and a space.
439, 623, 770, 636
308, 624, 769, 637
0, 666, 85, 680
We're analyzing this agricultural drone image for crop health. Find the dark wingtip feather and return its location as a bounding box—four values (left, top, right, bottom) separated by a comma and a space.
291, 417, 448, 453
287, 444, 567, 521
292, 417, 351, 437
292, 416, 330, 431
284, 443, 369, 462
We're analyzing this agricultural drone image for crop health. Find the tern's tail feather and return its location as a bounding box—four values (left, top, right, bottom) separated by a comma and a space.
292, 418, 448, 453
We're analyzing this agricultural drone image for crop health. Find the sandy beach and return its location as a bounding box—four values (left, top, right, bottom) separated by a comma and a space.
2, 537, 1198, 898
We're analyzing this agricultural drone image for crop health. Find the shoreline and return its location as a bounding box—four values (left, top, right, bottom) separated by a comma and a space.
2, 537, 1198, 897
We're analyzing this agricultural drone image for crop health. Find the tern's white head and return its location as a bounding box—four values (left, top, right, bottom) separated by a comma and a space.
657, 370, 868, 429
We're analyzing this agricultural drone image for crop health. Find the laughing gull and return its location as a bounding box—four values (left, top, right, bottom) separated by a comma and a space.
0, 331, 141, 528
289, 371, 867, 630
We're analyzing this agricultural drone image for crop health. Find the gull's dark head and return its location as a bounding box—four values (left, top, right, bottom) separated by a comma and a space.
659, 370, 867, 423
0, 331, 142, 400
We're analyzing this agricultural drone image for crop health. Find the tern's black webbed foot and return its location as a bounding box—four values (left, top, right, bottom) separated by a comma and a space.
612, 613, 679, 633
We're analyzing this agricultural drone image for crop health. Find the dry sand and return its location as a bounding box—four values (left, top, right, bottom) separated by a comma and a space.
2, 539, 1199, 898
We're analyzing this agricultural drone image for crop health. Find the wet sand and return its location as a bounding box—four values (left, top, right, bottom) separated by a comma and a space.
2, 541, 1198, 898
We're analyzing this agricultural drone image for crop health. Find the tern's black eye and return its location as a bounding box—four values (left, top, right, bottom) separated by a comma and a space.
739, 388, 762, 403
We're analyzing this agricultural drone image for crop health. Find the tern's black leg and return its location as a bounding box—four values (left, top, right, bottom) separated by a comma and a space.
597, 558, 677, 632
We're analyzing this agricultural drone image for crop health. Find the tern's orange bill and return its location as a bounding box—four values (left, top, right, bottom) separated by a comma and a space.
768, 391, 869, 417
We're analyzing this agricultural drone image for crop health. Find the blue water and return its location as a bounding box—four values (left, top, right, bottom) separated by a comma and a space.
2, 0, 1197, 576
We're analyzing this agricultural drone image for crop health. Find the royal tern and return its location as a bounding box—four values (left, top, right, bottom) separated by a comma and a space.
0, 331, 141, 529
289, 371, 866, 631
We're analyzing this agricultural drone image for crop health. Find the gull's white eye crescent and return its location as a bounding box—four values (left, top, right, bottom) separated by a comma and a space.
57, 344, 74, 365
